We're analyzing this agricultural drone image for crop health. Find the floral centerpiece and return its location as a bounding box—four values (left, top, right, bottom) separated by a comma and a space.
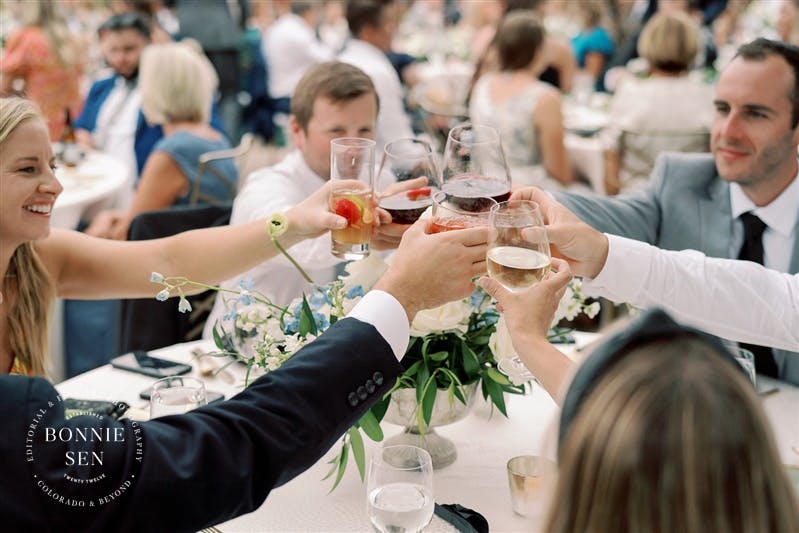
152, 249, 599, 490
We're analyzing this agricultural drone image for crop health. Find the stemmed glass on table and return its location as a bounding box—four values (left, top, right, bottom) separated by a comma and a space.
367, 445, 434, 533
377, 138, 441, 224
488, 200, 552, 382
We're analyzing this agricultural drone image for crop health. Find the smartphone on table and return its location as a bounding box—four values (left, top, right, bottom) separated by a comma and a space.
110, 350, 192, 378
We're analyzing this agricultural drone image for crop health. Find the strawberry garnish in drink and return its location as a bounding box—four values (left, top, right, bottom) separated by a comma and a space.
333, 197, 362, 226
405, 187, 432, 201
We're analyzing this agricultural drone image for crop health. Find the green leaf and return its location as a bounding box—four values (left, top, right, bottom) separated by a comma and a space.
486, 367, 512, 385
327, 441, 349, 493
452, 384, 466, 404
420, 376, 437, 427
322, 447, 342, 480
348, 427, 366, 481
330, 314, 338, 325
484, 377, 509, 417
298, 295, 317, 336
357, 410, 384, 442
461, 343, 480, 376
404, 360, 423, 378
429, 351, 449, 362
369, 395, 391, 422
416, 366, 430, 402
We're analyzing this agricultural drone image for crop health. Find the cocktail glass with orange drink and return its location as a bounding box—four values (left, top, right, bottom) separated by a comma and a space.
430, 191, 497, 233
330, 138, 376, 260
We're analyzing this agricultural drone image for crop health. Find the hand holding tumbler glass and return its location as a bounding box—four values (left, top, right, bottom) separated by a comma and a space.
329, 138, 376, 260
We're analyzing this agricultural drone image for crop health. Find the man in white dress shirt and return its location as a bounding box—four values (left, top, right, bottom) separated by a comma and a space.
339, 0, 414, 151
263, 1, 333, 112
204, 62, 385, 339
512, 187, 799, 381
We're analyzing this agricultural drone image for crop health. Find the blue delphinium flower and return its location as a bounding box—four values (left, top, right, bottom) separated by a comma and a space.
346, 285, 365, 299
238, 278, 255, 291
156, 289, 170, 302
150, 272, 165, 283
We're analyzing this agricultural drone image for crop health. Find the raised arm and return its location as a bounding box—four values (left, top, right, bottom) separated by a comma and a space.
37, 181, 348, 299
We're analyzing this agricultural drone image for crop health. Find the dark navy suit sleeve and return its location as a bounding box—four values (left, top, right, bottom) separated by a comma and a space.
2, 318, 402, 532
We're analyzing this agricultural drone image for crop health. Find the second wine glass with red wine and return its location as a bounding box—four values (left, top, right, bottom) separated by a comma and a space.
441, 123, 512, 211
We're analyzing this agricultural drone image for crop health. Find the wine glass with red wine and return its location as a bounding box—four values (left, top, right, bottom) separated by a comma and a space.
377, 138, 440, 224
441, 123, 512, 211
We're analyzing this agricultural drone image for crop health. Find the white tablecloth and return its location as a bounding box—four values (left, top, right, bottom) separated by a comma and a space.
52, 150, 131, 230
55, 334, 799, 532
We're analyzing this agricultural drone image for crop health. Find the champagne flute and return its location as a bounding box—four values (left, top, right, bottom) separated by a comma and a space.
487, 200, 552, 382
149, 376, 207, 418
367, 445, 434, 533
441, 123, 512, 211
378, 138, 441, 224
329, 138, 376, 260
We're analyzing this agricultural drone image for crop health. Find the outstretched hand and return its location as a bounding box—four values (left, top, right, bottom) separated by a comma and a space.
374, 219, 488, 321
510, 187, 609, 278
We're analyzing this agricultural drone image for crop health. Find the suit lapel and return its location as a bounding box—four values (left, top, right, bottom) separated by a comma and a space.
699, 171, 734, 259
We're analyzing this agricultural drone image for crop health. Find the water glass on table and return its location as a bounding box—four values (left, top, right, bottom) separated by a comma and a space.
149, 376, 207, 418
368, 445, 434, 533
377, 138, 440, 224
488, 200, 552, 382
329, 137, 376, 260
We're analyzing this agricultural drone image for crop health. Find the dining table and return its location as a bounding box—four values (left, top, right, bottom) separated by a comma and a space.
55, 333, 799, 532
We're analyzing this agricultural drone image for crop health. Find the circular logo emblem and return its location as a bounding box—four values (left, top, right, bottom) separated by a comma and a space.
26, 393, 143, 509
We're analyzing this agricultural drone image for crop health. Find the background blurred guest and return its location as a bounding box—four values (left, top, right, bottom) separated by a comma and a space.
110, 0, 174, 43
87, 41, 238, 241
0, 0, 82, 141
173, 0, 249, 140
570, 0, 615, 83
469, 0, 576, 96
469, 11, 574, 188
264, 1, 333, 116
339, 0, 414, 151
601, 11, 713, 194
74, 12, 154, 184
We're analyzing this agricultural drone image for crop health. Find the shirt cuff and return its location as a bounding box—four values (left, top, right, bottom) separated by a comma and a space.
582, 234, 653, 301
347, 290, 410, 361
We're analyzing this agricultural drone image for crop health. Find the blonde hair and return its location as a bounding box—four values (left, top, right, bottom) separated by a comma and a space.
0, 97, 56, 376
139, 41, 219, 125
19, 0, 79, 67
546, 335, 799, 532
637, 12, 700, 73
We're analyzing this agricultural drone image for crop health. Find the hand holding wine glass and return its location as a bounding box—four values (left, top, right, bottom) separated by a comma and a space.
486, 200, 553, 381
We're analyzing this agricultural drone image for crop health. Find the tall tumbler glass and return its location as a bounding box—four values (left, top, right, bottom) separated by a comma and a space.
329, 137, 376, 260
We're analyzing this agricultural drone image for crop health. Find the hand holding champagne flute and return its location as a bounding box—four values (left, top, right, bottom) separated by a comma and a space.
487, 200, 552, 381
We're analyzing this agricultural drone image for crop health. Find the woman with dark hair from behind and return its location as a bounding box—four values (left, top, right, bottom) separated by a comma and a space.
469, 11, 574, 189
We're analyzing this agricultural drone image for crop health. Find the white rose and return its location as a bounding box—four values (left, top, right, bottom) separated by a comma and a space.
410, 299, 472, 337
341, 254, 388, 291
488, 316, 518, 362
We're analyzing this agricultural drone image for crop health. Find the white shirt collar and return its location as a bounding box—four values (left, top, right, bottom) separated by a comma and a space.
729, 166, 799, 238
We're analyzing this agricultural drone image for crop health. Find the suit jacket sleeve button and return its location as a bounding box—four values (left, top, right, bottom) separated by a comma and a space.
373, 372, 384, 386
357, 386, 368, 400
365, 380, 375, 393
347, 392, 359, 407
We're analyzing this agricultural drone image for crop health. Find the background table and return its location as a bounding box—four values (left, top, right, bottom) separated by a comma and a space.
56, 335, 799, 532
49, 150, 131, 382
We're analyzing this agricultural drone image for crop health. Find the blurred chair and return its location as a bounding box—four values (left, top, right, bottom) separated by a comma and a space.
412, 73, 471, 151
119, 204, 232, 353
619, 129, 710, 183
190, 132, 255, 205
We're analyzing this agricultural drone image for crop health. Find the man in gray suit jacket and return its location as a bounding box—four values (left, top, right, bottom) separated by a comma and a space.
555, 38, 799, 385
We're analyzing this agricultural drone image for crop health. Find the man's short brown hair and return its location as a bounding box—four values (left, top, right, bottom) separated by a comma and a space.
291, 61, 379, 131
